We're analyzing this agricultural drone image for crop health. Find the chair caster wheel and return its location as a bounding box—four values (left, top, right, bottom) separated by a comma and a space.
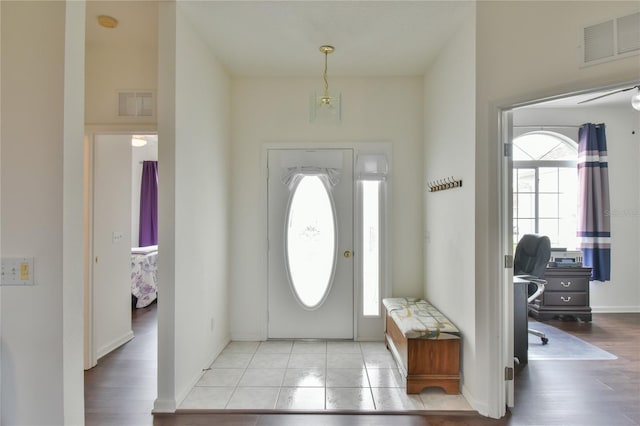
541, 337, 549, 345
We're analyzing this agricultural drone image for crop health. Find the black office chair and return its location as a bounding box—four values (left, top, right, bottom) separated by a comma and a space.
514, 234, 551, 345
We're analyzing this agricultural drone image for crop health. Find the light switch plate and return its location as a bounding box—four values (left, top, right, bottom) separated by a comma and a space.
1, 257, 35, 286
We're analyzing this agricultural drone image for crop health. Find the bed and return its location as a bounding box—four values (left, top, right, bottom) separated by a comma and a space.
131, 245, 158, 308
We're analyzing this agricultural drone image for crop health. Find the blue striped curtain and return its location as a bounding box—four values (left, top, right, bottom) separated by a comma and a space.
577, 123, 610, 281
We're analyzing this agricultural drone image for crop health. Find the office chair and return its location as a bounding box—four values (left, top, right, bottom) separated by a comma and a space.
514, 234, 551, 345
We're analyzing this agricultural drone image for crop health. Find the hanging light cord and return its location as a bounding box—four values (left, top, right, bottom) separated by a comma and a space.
323, 50, 330, 98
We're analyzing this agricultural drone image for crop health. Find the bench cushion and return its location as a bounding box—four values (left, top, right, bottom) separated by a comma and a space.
383, 297, 460, 339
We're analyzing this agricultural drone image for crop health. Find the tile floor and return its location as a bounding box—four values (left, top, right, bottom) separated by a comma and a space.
179, 340, 472, 412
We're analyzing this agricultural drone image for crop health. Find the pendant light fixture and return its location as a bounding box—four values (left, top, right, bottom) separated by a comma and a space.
310, 45, 341, 123
131, 135, 148, 147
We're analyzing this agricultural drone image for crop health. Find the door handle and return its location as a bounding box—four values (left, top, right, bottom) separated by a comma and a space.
343, 250, 352, 258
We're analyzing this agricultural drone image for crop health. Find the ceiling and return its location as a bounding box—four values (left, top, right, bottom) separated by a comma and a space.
85, 1, 637, 108
86, 0, 474, 76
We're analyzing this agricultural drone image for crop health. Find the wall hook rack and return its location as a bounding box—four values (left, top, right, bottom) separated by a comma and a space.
428, 176, 462, 192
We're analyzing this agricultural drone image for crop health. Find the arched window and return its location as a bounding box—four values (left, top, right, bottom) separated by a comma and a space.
513, 131, 578, 249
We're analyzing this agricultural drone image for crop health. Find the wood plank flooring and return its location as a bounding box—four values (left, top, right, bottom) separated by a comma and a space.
85, 304, 639, 426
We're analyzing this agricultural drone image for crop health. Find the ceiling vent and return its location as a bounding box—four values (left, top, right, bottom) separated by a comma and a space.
118, 91, 154, 118
581, 11, 640, 67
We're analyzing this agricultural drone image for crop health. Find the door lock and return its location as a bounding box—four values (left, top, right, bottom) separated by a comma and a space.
343, 250, 352, 258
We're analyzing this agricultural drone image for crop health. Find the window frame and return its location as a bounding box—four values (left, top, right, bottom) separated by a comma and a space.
512, 131, 578, 249
359, 180, 382, 317
284, 175, 338, 311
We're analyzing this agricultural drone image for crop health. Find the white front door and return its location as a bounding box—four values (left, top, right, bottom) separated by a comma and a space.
267, 149, 354, 339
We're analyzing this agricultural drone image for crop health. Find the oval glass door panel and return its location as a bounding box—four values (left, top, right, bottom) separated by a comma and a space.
286, 176, 336, 309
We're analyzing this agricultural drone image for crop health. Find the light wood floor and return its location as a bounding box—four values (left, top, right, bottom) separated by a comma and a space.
85, 303, 639, 426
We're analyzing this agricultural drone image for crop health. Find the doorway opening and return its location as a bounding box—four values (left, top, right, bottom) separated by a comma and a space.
499, 81, 639, 410
86, 132, 158, 370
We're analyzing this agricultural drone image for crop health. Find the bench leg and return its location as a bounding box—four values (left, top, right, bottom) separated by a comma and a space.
407, 375, 460, 394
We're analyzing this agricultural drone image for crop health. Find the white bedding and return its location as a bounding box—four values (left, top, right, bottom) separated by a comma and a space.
131, 247, 158, 308
131, 245, 158, 255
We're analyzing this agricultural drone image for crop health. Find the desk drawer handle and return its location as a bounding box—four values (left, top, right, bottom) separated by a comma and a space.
561, 281, 571, 287
560, 296, 572, 303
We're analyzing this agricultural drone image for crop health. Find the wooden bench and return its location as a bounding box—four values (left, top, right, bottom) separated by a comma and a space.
383, 298, 461, 394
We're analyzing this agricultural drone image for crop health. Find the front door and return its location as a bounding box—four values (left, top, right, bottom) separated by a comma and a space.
267, 149, 354, 339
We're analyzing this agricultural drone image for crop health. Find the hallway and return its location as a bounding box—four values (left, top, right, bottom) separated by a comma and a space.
180, 339, 470, 411
84, 303, 639, 426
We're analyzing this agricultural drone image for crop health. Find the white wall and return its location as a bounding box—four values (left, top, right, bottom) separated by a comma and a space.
155, 3, 232, 410
85, 11, 158, 126
131, 140, 158, 247
229, 77, 424, 340
513, 105, 640, 312
475, 1, 640, 418
423, 10, 477, 407
1, 1, 70, 424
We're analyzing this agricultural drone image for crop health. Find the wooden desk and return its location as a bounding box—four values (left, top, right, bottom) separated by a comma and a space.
513, 277, 530, 364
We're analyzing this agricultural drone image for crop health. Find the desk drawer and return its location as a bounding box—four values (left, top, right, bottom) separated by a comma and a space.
544, 276, 589, 292
543, 292, 587, 306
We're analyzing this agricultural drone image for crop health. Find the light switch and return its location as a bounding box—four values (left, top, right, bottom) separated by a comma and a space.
112, 231, 124, 243
1, 257, 35, 286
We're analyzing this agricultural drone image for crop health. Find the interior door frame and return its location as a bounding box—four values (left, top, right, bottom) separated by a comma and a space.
496, 80, 637, 413
499, 109, 515, 407
261, 141, 392, 342
84, 126, 156, 370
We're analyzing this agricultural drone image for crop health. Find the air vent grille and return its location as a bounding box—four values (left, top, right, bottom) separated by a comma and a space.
617, 12, 640, 55
118, 91, 154, 117
584, 20, 614, 62
581, 11, 640, 66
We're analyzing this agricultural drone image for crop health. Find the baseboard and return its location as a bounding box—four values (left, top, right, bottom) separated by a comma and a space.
462, 383, 492, 418
230, 332, 265, 341
152, 398, 177, 413
591, 306, 640, 313
96, 329, 134, 360
174, 334, 231, 409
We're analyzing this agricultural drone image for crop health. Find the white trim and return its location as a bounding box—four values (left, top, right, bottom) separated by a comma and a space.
462, 383, 488, 417
0, 3, 3, 419
85, 128, 158, 369
63, 2, 87, 424
495, 80, 638, 419
591, 306, 640, 313
500, 108, 514, 409
152, 399, 177, 414
85, 132, 96, 370
96, 331, 135, 360
172, 335, 230, 410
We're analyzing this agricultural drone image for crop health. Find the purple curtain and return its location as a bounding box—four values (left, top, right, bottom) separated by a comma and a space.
139, 161, 158, 247
577, 123, 610, 282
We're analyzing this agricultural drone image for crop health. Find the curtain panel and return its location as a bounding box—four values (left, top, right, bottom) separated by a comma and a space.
139, 160, 158, 247
577, 123, 610, 281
